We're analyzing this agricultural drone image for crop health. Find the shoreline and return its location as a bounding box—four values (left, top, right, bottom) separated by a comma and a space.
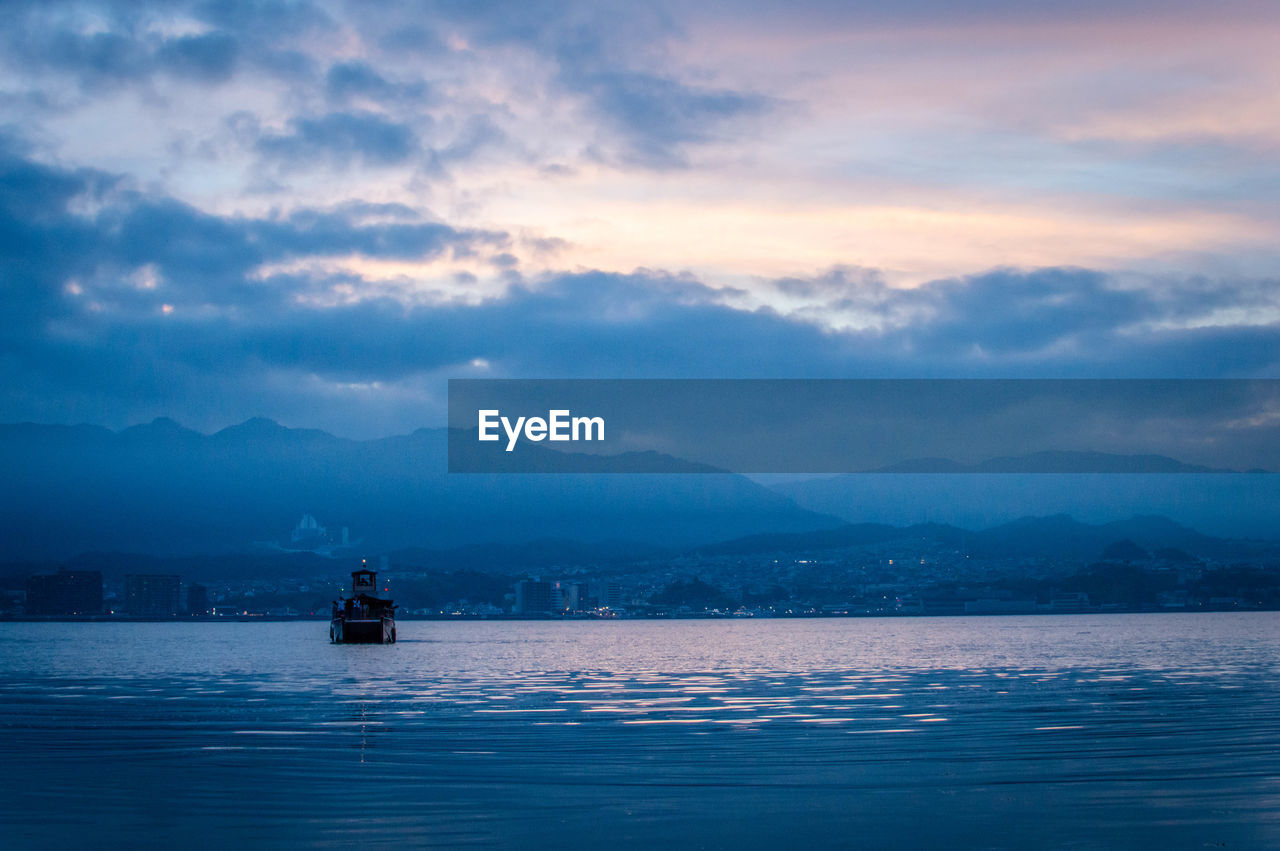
0, 606, 1270, 624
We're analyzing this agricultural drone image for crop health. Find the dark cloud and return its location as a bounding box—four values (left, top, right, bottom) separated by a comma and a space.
903, 268, 1149, 356
434, 114, 507, 164
263, 208, 506, 260
326, 60, 394, 100
325, 61, 429, 105
375, 23, 450, 55
9, 259, 1280, 437
682, 0, 1254, 29
0, 144, 503, 323
255, 111, 421, 167
548, 30, 774, 166
192, 0, 332, 36
155, 32, 239, 82
34, 29, 152, 87
1, 1, 772, 169
775, 267, 885, 298
0, 1, 329, 92
343, 0, 773, 166
324, 200, 424, 222
0, 140, 120, 338
2, 144, 1278, 436
577, 71, 771, 166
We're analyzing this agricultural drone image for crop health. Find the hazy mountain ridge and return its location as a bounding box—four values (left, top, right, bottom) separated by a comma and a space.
692, 513, 1268, 561
867, 450, 1252, 474
6, 418, 1278, 563
0, 418, 840, 559
773, 470, 1280, 540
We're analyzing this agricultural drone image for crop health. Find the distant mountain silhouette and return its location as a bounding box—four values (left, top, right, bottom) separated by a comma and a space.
691, 522, 949, 556
688, 513, 1264, 562
966, 514, 1228, 560
448, 429, 727, 472
868, 450, 1242, 474
1099, 539, 1151, 562
0, 418, 840, 560
773, 468, 1280, 540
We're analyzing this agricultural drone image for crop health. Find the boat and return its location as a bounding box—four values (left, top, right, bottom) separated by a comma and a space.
331, 561, 397, 644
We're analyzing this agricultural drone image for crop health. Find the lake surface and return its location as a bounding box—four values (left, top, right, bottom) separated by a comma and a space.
2, 614, 1279, 848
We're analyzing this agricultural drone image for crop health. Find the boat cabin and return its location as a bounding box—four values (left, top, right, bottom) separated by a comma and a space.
352, 568, 378, 596
331, 561, 397, 644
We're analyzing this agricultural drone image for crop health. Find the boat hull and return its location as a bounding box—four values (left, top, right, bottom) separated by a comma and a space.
331, 616, 396, 644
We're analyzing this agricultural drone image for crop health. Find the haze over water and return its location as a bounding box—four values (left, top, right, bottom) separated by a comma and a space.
3, 614, 1279, 848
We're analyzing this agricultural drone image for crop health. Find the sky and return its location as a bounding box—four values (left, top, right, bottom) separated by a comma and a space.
2, 0, 1279, 437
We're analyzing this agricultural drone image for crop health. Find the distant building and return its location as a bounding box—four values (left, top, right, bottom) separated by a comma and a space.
552, 580, 586, 612
186, 583, 209, 616
291, 514, 328, 546
922, 597, 965, 616
514, 580, 552, 614
126, 574, 182, 617
1050, 592, 1091, 613
964, 598, 1037, 615
590, 580, 624, 609
26, 570, 103, 615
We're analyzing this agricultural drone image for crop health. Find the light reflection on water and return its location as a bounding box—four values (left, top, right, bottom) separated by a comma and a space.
2, 614, 1279, 848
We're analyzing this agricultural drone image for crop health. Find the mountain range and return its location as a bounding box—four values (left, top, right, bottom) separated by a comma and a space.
0, 418, 838, 560
3, 418, 1277, 561
774, 469, 1280, 540
687, 512, 1273, 561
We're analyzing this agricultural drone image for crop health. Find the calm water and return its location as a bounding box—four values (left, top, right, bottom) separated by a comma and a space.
2, 614, 1279, 849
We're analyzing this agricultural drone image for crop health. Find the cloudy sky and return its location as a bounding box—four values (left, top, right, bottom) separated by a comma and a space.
3, 0, 1279, 437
